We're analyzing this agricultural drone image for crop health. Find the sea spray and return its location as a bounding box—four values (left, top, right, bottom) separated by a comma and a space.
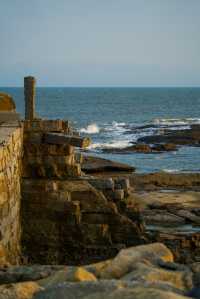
80, 123, 100, 134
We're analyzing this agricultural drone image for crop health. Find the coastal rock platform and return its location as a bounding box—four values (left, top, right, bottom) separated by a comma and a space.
0, 243, 198, 299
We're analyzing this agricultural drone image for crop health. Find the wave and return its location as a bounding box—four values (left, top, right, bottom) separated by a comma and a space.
162, 169, 180, 173
80, 123, 100, 134
88, 140, 131, 150
80, 118, 200, 152
153, 118, 200, 126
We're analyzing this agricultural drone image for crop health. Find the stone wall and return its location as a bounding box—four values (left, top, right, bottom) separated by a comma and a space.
0, 122, 23, 264
22, 178, 144, 265
21, 119, 144, 265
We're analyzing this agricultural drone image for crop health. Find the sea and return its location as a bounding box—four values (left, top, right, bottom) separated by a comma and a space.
2, 87, 200, 173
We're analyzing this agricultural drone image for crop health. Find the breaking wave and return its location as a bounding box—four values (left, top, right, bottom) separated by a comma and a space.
88, 140, 131, 150
80, 118, 200, 152
80, 123, 100, 134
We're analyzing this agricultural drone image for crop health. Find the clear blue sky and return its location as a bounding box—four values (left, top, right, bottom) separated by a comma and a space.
1, 0, 200, 86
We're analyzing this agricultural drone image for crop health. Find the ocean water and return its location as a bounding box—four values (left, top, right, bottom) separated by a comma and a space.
2, 87, 200, 173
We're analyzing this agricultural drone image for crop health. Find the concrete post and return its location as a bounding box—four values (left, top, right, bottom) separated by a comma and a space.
24, 76, 36, 120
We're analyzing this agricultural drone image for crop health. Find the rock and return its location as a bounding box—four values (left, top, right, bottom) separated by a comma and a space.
0, 243, 10, 267
84, 260, 112, 277
128, 144, 152, 153
121, 261, 193, 291
101, 143, 177, 154
175, 210, 200, 224
0, 281, 41, 299
82, 156, 135, 173
99, 243, 174, 279
143, 210, 186, 226
129, 172, 200, 191
38, 267, 96, 287
34, 280, 124, 299
112, 190, 125, 201
138, 126, 200, 146
81, 287, 191, 299
0, 265, 65, 285
152, 143, 177, 152
0, 93, 16, 111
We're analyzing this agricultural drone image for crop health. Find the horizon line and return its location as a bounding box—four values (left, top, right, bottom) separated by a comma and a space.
1, 85, 200, 88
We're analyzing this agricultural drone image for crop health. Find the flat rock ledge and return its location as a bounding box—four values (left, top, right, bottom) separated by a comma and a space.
0, 242, 199, 299
82, 155, 135, 174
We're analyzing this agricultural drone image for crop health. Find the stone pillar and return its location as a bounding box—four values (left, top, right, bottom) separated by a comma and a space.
24, 76, 36, 120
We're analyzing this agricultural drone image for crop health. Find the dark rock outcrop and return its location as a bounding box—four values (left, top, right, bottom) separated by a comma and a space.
101, 143, 177, 154
138, 125, 200, 146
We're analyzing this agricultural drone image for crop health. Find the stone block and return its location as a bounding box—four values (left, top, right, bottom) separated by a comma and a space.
81, 212, 124, 225
0, 112, 20, 122
114, 178, 130, 190
24, 143, 74, 156
113, 189, 125, 201
88, 178, 114, 191
24, 155, 75, 166
23, 132, 44, 144
22, 179, 58, 192
23, 120, 64, 132
44, 132, 91, 148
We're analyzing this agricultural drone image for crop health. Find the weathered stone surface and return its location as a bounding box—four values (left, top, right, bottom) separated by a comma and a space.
44, 132, 91, 148
0, 265, 65, 285
21, 179, 144, 265
24, 76, 36, 120
0, 93, 16, 111
33, 279, 190, 299
130, 172, 200, 191
24, 143, 74, 156
23, 120, 66, 132
0, 281, 41, 299
34, 280, 125, 299
88, 178, 115, 191
128, 190, 200, 263
0, 243, 195, 299
38, 267, 96, 287
121, 261, 193, 290
23, 132, 44, 144
0, 243, 9, 266
0, 112, 20, 122
80, 287, 190, 299
99, 243, 173, 279
22, 162, 81, 178
0, 124, 23, 264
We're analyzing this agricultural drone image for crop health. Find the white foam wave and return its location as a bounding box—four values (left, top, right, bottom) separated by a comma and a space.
162, 169, 179, 173
80, 123, 100, 134
153, 118, 200, 126
88, 140, 131, 150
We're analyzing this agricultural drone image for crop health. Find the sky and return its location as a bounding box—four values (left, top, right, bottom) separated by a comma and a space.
0, 0, 200, 87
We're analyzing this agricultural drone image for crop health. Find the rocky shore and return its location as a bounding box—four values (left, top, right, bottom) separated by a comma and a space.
98, 123, 200, 155
1, 242, 200, 299
1, 84, 200, 299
